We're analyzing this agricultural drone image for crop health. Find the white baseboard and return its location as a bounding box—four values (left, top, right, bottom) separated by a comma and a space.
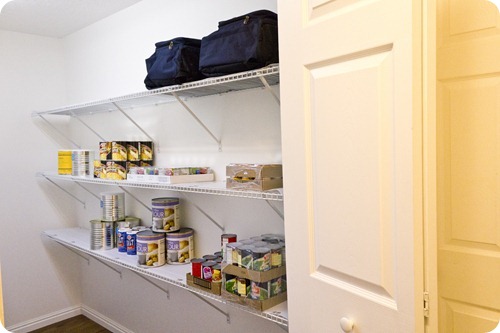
6, 305, 133, 333
6, 306, 81, 333
81, 305, 134, 333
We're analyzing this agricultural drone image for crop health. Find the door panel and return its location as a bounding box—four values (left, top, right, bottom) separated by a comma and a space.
278, 0, 419, 332
437, 0, 500, 331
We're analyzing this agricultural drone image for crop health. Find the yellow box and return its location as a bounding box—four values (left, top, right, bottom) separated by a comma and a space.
58, 150, 72, 175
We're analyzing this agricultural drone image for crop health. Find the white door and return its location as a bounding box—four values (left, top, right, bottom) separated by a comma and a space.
278, 1, 423, 332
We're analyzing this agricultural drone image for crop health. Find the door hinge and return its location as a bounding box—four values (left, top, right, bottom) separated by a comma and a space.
423, 291, 430, 318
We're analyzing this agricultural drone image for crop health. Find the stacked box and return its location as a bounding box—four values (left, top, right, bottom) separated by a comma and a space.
226, 164, 283, 191
222, 264, 287, 311
96, 141, 154, 180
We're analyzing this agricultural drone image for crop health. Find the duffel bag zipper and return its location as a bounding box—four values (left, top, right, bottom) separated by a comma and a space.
243, 15, 250, 24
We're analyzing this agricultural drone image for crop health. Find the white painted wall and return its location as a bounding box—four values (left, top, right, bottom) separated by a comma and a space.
2, 1, 285, 332
0, 31, 82, 329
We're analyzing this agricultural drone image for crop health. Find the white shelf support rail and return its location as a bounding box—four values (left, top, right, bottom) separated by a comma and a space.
75, 182, 101, 201
117, 186, 153, 212
266, 200, 284, 220
171, 92, 222, 152
179, 192, 225, 232
71, 112, 107, 142
129, 270, 170, 299
58, 243, 90, 265
188, 290, 230, 324
36, 114, 82, 149
111, 102, 159, 152
259, 76, 280, 106
40, 174, 86, 208
91, 256, 123, 279
276, 322, 289, 332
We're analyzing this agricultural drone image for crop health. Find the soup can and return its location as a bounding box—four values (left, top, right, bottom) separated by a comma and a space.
221, 233, 237, 262
115, 216, 140, 243
126, 230, 138, 255
224, 274, 238, 294
90, 219, 114, 251
151, 197, 180, 233
228, 242, 242, 266
117, 227, 130, 252
166, 228, 194, 264
250, 280, 270, 300
191, 258, 206, 278
238, 245, 255, 269
252, 247, 271, 271
136, 229, 165, 268
270, 276, 285, 297
212, 264, 222, 283
201, 261, 216, 281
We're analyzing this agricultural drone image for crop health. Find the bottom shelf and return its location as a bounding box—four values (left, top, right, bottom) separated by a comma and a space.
42, 227, 288, 326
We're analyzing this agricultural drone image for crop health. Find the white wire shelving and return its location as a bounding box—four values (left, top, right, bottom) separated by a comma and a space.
37, 172, 284, 202
43, 227, 288, 327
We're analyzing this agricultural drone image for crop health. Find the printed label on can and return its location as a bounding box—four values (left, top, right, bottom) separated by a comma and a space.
126, 231, 137, 255
250, 281, 269, 300
151, 198, 180, 233
117, 228, 129, 252
137, 231, 165, 268
166, 228, 193, 264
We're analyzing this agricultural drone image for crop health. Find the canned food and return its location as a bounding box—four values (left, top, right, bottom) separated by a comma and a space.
224, 274, 238, 294
90, 219, 114, 251
202, 254, 217, 261
228, 242, 242, 266
115, 217, 140, 247
117, 228, 130, 252
237, 277, 248, 296
252, 247, 271, 271
126, 230, 138, 255
221, 233, 237, 262
191, 258, 206, 278
238, 245, 254, 269
100, 191, 125, 221
201, 260, 216, 280
250, 280, 269, 300
166, 228, 194, 264
136, 229, 165, 267
151, 197, 180, 233
212, 264, 222, 282
268, 243, 283, 268
270, 276, 285, 297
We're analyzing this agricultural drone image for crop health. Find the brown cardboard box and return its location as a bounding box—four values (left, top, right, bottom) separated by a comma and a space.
222, 264, 286, 282
186, 273, 221, 295
226, 164, 283, 191
221, 289, 287, 311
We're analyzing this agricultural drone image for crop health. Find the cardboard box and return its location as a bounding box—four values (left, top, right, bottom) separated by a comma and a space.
222, 264, 286, 282
186, 273, 221, 295
226, 164, 283, 191
221, 289, 287, 312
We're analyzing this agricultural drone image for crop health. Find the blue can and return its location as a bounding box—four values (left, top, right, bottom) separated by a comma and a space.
117, 228, 130, 252
126, 230, 138, 255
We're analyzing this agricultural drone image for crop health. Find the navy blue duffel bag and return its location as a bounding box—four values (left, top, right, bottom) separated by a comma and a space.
144, 37, 204, 89
199, 10, 279, 77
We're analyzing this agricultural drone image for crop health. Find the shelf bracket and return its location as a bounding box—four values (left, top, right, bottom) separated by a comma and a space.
36, 114, 82, 149
171, 92, 222, 152
260, 77, 280, 106
179, 192, 224, 232
188, 290, 230, 324
129, 271, 170, 299
70, 112, 107, 142
111, 102, 159, 152
56, 242, 90, 265
91, 256, 123, 279
74, 182, 100, 200
266, 200, 284, 220
41, 174, 86, 208
117, 186, 153, 212
275, 322, 289, 332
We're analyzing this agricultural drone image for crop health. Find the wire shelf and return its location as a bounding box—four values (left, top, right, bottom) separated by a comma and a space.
32, 65, 280, 117
43, 227, 288, 326
37, 172, 284, 201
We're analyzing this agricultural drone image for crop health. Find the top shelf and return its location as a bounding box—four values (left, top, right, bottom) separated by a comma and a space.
32, 65, 280, 117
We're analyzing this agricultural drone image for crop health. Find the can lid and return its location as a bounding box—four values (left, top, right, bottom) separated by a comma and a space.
166, 228, 193, 238
203, 254, 217, 260
253, 247, 271, 254
221, 233, 237, 238
137, 229, 164, 238
191, 258, 206, 264
213, 264, 221, 270
227, 242, 242, 249
202, 260, 216, 267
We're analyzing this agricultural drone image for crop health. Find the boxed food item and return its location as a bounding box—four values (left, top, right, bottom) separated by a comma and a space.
226, 164, 283, 191
222, 264, 287, 311
186, 273, 222, 295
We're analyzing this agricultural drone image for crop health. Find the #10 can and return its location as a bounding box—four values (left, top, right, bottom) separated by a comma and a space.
166, 228, 194, 264
151, 197, 180, 233
136, 229, 165, 267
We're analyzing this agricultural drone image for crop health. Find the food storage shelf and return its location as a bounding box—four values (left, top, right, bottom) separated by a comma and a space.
37, 172, 284, 201
32, 64, 279, 117
43, 227, 288, 326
